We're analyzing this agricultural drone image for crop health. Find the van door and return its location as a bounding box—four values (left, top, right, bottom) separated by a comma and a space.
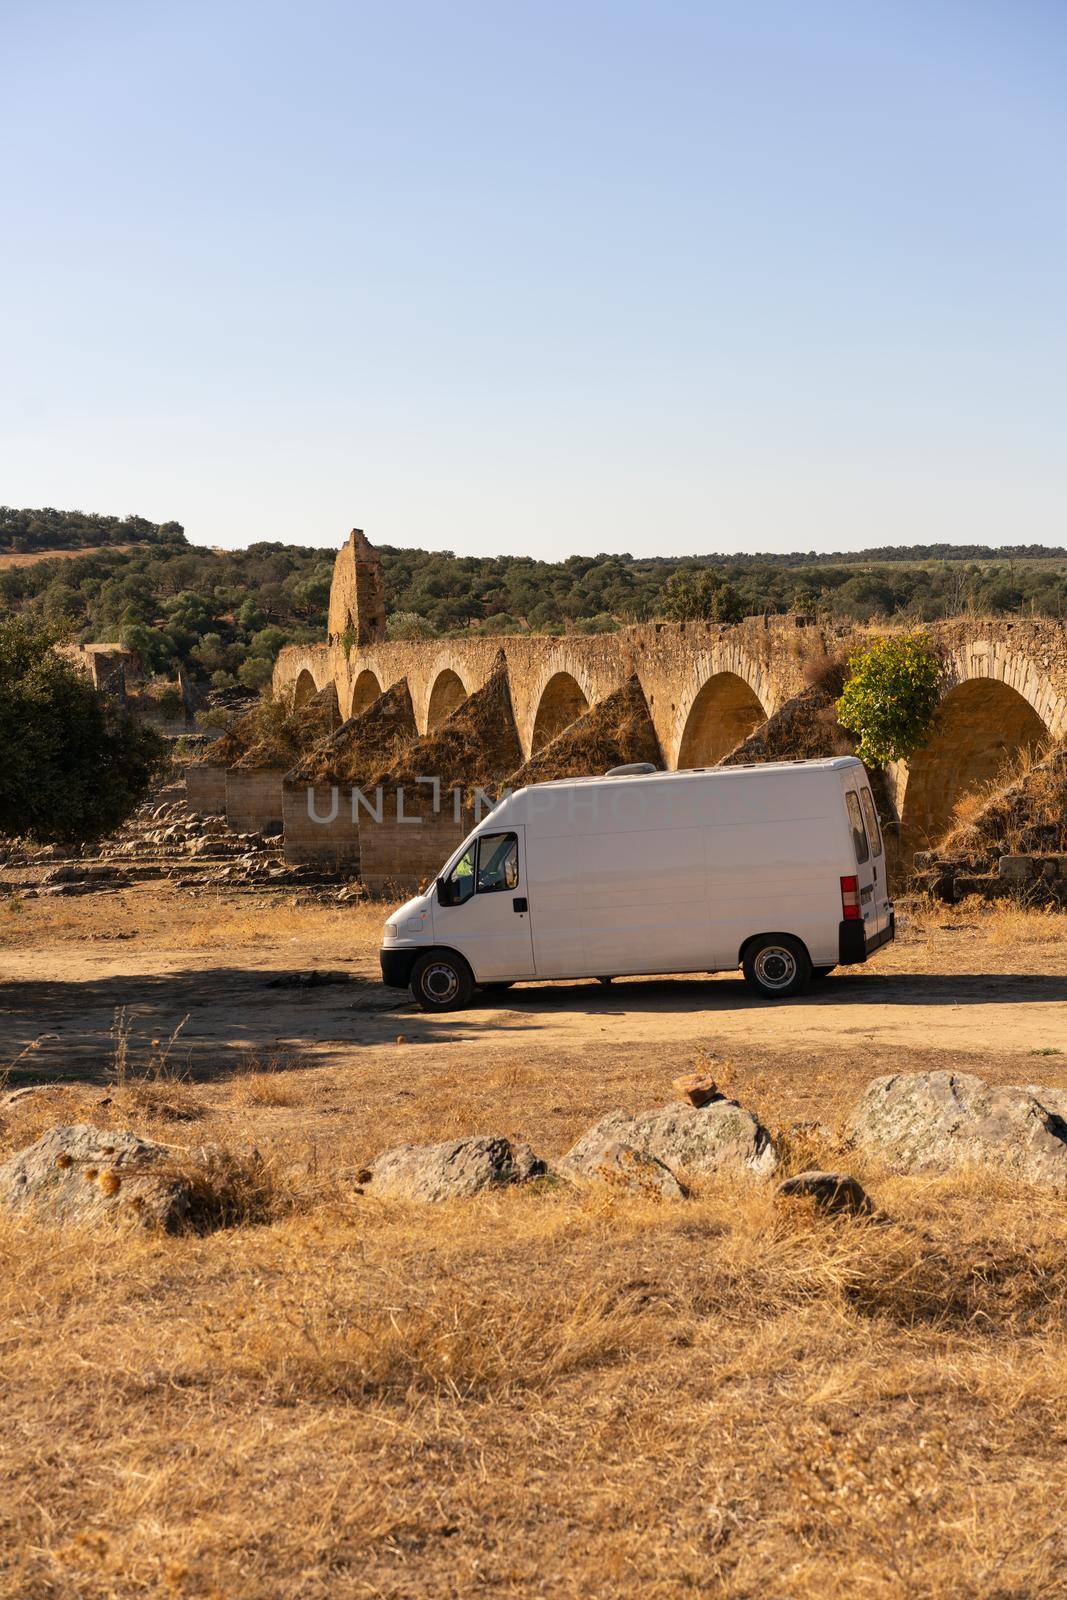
844, 787, 880, 946
858, 784, 891, 938
578, 823, 710, 975
432, 826, 536, 981
525, 830, 585, 978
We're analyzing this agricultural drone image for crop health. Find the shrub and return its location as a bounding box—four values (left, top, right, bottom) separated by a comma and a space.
0, 619, 166, 845
237, 656, 274, 691
387, 610, 436, 641
156, 687, 184, 720
835, 633, 942, 766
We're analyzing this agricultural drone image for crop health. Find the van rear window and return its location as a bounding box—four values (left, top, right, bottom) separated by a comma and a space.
860, 787, 883, 858
846, 791, 870, 864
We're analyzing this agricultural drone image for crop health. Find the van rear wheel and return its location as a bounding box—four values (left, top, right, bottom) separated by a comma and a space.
411, 951, 474, 1012
742, 936, 811, 999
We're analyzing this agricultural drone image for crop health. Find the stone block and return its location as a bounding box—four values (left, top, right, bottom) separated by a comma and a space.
281, 783, 361, 872
225, 769, 285, 833
185, 764, 228, 816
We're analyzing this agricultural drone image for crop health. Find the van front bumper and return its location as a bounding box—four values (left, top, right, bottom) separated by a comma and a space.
838, 910, 895, 966
380, 947, 420, 988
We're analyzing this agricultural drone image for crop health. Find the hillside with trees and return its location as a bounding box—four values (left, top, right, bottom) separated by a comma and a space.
0, 509, 1064, 689
0, 507, 186, 555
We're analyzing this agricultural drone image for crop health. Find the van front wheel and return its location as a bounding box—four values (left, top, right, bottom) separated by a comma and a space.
411, 951, 474, 1012
742, 936, 811, 999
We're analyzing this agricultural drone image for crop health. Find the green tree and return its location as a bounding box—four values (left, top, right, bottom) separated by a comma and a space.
237, 597, 265, 632
836, 634, 942, 766
238, 656, 274, 690
660, 568, 745, 623
0, 621, 166, 846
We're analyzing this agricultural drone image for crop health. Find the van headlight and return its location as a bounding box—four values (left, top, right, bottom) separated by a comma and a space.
383, 924, 398, 941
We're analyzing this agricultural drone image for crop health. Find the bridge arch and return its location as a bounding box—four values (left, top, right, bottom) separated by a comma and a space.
349, 668, 382, 718
676, 671, 768, 767
901, 675, 1050, 855
426, 667, 468, 730
292, 669, 319, 710
532, 671, 591, 753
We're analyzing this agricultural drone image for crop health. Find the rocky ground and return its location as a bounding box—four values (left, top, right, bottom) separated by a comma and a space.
0, 783, 357, 900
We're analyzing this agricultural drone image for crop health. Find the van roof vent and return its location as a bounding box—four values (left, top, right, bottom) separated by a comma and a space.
605, 762, 658, 777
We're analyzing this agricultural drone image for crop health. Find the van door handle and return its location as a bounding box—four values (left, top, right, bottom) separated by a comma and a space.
513, 897, 528, 913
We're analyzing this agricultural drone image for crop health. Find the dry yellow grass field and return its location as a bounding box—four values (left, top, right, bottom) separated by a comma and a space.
1, 887, 1065, 1598
0, 544, 139, 568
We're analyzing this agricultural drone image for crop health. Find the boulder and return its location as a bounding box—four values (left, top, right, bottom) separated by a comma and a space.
368, 1136, 546, 1203
776, 1170, 873, 1217
561, 1098, 778, 1181
0, 1125, 195, 1230
848, 1072, 1067, 1187
671, 1072, 722, 1108
584, 1141, 687, 1199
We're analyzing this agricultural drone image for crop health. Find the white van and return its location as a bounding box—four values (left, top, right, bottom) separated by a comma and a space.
379, 756, 894, 1011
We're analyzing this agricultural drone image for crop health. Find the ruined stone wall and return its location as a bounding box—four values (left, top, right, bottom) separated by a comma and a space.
225, 769, 285, 833
56, 642, 137, 698
357, 790, 479, 894
185, 765, 228, 816
281, 784, 362, 872
326, 529, 386, 646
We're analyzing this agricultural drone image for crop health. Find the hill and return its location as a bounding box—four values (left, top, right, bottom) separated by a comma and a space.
0, 507, 186, 555
0, 511, 1064, 688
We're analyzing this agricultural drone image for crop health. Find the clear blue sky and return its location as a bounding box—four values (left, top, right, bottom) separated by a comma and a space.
3, 0, 1065, 557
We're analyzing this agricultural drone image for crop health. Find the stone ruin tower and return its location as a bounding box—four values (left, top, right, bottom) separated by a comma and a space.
327, 528, 387, 647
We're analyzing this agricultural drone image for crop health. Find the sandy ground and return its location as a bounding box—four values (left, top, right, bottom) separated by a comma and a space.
2, 886, 1064, 1157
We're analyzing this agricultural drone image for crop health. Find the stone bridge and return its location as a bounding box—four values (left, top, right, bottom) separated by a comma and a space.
274, 531, 1067, 853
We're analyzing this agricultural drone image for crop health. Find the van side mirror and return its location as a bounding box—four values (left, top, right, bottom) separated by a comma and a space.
436, 876, 453, 907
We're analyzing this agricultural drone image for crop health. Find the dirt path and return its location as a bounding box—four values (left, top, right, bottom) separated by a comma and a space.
2, 889, 1064, 1103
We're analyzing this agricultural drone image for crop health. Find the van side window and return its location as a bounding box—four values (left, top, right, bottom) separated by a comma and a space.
476, 832, 519, 893
860, 787, 883, 858
445, 845, 476, 905
846, 791, 870, 865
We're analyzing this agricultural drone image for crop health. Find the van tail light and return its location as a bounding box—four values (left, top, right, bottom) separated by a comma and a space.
840, 875, 861, 920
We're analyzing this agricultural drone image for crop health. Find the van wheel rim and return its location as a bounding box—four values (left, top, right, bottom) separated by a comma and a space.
754, 947, 797, 990
423, 963, 459, 1002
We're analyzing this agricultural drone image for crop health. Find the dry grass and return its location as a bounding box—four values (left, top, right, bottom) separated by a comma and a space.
2, 1174, 1067, 1598
2, 882, 1066, 1594
289, 678, 417, 787
949, 741, 1050, 830
939, 740, 1066, 864
509, 675, 661, 783
0, 544, 138, 568
0, 888, 390, 953
179, 897, 387, 950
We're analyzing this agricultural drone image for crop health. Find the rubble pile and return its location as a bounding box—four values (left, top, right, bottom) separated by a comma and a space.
1, 782, 351, 901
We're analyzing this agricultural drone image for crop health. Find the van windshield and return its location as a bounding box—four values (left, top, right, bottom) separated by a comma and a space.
846, 791, 870, 865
